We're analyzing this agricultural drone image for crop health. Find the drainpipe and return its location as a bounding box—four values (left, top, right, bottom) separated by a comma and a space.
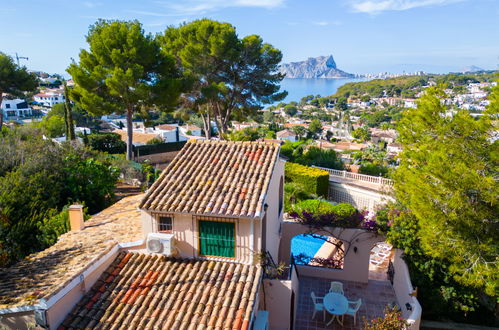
249, 219, 254, 265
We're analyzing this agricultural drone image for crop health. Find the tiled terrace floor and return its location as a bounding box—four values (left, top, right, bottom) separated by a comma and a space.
295, 277, 397, 330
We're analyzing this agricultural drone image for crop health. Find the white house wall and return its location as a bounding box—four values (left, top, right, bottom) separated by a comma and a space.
263, 159, 285, 264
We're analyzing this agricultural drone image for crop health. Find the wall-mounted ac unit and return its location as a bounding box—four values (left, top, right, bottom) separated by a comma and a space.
146, 233, 175, 256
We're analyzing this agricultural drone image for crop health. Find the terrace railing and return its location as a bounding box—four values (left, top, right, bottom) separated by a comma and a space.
312, 166, 393, 187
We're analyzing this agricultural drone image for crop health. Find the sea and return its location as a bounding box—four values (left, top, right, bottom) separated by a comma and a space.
277, 77, 368, 104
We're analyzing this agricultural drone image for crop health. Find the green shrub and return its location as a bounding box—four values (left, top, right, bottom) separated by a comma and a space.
332, 203, 356, 219
63, 155, 120, 214
87, 133, 126, 154
292, 199, 336, 214
285, 162, 329, 198
280, 142, 294, 159
363, 306, 409, 330
284, 182, 311, 212
38, 208, 70, 247
146, 137, 164, 145
296, 146, 344, 170
292, 200, 356, 220
359, 162, 389, 177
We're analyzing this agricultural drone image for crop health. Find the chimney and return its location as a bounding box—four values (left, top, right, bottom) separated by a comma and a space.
69, 205, 85, 231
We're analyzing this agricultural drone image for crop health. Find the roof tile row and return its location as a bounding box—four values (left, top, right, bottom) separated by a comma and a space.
139, 140, 280, 218
61, 252, 262, 330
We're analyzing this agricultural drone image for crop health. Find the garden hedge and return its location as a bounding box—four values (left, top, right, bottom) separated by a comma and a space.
285, 162, 329, 198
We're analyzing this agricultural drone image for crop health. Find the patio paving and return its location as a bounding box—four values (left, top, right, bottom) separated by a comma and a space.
295, 276, 398, 330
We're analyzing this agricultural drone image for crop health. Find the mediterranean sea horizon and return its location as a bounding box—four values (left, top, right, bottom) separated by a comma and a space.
277, 77, 369, 104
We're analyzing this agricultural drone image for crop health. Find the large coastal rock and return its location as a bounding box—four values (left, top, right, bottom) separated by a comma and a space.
279, 55, 354, 78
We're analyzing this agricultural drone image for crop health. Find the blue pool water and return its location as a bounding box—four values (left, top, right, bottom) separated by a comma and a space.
291, 234, 328, 264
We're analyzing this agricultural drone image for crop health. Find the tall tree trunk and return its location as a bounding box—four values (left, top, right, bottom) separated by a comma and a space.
63, 93, 69, 138
67, 105, 75, 140
0, 93, 4, 130
126, 106, 134, 161
201, 112, 211, 139
64, 82, 75, 140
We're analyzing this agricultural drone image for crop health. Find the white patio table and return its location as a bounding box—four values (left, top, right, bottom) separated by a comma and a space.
324, 292, 348, 326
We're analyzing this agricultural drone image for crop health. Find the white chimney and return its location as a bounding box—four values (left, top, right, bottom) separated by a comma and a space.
69, 205, 85, 231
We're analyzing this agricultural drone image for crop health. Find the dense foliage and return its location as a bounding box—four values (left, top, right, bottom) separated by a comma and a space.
225, 126, 275, 141
283, 182, 312, 212
281, 142, 344, 170
292, 199, 357, 221
284, 162, 329, 198
289, 205, 364, 229
63, 155, 119, 214
0, 127, 120, 266
359, 163, 389, 177
292, 199, 336, 214
87, 133, 126, 154
363, 306, 409, 330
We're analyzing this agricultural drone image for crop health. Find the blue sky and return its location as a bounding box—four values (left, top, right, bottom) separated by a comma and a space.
0, 0, 497, 75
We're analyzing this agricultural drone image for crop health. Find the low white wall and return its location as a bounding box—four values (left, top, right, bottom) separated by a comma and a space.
328, 182, 393, 212
44, 246, 120, 329
391, 249, 422, 329
263, 279, 292, 330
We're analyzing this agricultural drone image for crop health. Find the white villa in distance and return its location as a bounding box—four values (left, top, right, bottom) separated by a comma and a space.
33, 92, 65, 107
1, 98, 32, 119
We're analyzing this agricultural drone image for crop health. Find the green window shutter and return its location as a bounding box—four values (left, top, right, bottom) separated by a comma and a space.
199, 221, 235, 258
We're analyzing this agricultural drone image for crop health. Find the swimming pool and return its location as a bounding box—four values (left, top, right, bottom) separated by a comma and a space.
291, 234, 328, 264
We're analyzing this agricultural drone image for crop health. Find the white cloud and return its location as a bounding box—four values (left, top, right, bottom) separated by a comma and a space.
312, 20, 342, 26
83, 1, 102, 8
350, 0, 465, 14
151, 0, 286, 16
126, 10, 177, 17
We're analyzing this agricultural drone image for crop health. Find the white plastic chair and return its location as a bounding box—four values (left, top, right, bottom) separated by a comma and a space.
344, 298, 362, 325
329, 281, 344, 295
310, 291, 325, 321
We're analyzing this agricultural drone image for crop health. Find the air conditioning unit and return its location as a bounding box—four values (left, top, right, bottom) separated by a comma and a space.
146, 233, 175, 256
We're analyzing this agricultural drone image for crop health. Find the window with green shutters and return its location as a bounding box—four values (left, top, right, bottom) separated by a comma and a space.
198, 220, 235, 258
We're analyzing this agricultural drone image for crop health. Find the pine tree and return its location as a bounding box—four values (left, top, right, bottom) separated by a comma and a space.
393, 86, 498, 296
67, 20, 181, 160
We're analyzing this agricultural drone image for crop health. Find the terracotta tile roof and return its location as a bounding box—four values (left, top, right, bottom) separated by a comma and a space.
284, 123, 307, 128
155, 124, 178, 131
276, 129, 296, 138
113, 129, 161, 145
181, 124, 201, 131
0, 194, 144, 309
329, 141, 368, 151
61, 252, 262, 330
139, 140, 280, 218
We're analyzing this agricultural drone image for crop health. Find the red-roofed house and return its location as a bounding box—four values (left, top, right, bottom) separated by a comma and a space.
33, 92, 65, 107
